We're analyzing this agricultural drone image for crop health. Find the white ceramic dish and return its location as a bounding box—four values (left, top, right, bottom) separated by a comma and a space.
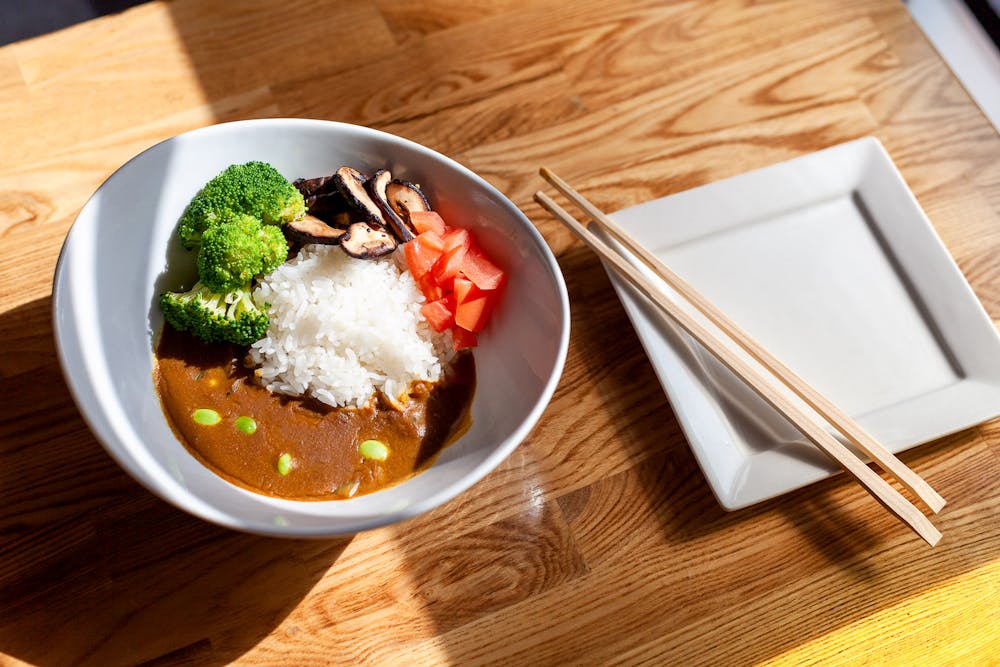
603, 137, 1000, 510
53, 119, 570, 536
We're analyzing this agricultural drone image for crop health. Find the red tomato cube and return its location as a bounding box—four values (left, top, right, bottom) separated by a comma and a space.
459, 246, 505, 290
404, 242, 429, 280
405, 232, 445, 279
453, 276, 476, 305
418, 272, 445, 301
451, 326, 478, 350
455, 293, 494, 333
420, 297, 455, 332
442, 227, 471, 254
432, 243, 468, 289
410, 211, 447, 236
416, 230, 445, 252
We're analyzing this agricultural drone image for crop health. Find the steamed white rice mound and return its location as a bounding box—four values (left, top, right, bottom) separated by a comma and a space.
249, 245, 450, 408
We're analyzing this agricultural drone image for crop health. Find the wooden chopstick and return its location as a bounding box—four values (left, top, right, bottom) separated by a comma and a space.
540, 167, 945, 513
533, 184, 942, 546
539, 168, 946, 515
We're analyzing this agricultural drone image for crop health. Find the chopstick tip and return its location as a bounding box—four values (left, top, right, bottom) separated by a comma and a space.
533, 191, 550, 209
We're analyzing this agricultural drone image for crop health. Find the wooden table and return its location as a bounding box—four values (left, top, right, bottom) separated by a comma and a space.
2, 1, 998, 664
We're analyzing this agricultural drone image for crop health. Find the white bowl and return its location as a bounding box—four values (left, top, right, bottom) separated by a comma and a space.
53, 119, 569, 537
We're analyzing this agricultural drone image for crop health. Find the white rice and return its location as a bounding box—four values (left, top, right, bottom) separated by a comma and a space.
248, 245, 451, 408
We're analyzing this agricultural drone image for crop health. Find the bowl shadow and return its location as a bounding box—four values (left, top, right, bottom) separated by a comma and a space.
0, 296, 349, 666
148, 220, 199, 353
557, 244, 705, 502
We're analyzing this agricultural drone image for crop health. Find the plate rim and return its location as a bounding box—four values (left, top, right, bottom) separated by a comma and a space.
602, 136, 1000, 510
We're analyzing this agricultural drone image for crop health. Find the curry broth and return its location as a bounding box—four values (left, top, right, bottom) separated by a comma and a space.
154, 326, 474, 500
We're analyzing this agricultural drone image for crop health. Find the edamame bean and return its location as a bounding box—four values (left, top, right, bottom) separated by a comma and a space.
235, 416, 257, 434
277, 453, 293, 475
359, 439, 389, 461
192, 408, 221, 425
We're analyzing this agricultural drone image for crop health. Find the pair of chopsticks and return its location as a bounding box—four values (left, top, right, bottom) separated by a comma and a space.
535, 168, 945, 546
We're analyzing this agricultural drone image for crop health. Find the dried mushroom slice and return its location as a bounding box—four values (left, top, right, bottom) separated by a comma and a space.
307, 191, 351, 224
293, 175, 343, 212
330, 211, 353, 228
283, 214, 347, 245
368, 169, 417, 243
333, 167, 386, 226
385, 179, 431, 222
340, 222, 398, 259
293, 175, 338, 198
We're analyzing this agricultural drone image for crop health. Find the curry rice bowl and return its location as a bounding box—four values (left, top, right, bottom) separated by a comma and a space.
248, 244, 453, 409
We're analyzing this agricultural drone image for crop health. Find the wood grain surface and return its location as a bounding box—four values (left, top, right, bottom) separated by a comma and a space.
1, 1, 999, 665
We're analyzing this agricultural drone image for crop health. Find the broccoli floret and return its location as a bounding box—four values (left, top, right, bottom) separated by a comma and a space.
197, 213, 288, 292
159, 281, 269, 346
177, 161, 306, 250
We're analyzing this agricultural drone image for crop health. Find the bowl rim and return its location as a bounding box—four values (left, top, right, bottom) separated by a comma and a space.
52, 118, 571, 537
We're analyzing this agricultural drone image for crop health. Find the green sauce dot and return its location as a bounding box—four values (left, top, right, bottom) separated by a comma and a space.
192, 408, 221, 425
359, 439, 389, 461
235, 416, 257, 434
277, 453, 292, 476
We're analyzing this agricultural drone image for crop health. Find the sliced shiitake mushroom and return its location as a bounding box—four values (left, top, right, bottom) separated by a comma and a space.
307, 191, 351, 224
283, 214, 347, 245
333, 167, 386, 226
330, 167, 407, 259
385, 179, 430, 223
293, 175, 341, 211
340, 222, 398, 259
330, 211, 353, 227
293, 175, 338, 198
294, 174, 354, 227
367, 169, 417, 243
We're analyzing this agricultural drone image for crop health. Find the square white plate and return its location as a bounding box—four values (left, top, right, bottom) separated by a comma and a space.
602, 137, 1000, 510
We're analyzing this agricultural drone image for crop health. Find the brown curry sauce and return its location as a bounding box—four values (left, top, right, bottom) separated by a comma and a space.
154, 325, 474, 500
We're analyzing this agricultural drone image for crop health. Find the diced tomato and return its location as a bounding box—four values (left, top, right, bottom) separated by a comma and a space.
420, 297, 454, 332
455, 292, 495, 333
404, 243, 421, 278
410, 210, 447, 236
431, 243, 468, 289
453, 276, 496, 332
406, 219, 503, 344
404, 232, 445, 279
416, 230, 445, 252
459, 246, 505, 290
451, 326, 478, 350
452, 276, 476, 305
442, 227, 471, 254
404, 242, 432, 279
418, 272, 445, 301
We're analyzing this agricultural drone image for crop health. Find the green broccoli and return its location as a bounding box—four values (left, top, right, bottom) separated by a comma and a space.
159, 281, 269, 346
197, 212, 288, 292
177, 161, 305, 249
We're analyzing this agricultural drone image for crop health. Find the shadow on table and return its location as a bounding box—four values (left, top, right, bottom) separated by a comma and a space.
0, 299, 349, 667
0, 0, 146, 46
